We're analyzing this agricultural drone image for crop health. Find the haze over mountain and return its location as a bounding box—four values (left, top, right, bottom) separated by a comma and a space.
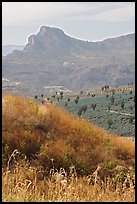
2, 26, 135, 95
2, 45, 24, 56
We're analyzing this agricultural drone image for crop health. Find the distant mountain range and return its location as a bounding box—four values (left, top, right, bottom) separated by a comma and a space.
2, 26, 135, 96
2, 45, 24, 56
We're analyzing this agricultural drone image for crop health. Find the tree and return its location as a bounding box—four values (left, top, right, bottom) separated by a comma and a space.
80, 91, 83, 95
34, 95, 38, 100
91, 104, 96, 111
129, 105, 133, 111
129, 116, 134, 124
107, 118, 113, 129
110, 96, 115, 105
74, 98, 79, 105
60, 95, 63, 100
108, 105, 111, 110
51, 95, 56, 99
101, 86, 104, 91
121, 101, 124, 110
112, 89, 115, 95
78, 109, 82, 117
60, 91, 63, 97
78, 105, 87, 116
105, 85, 109, 90
87, 92, 90, 96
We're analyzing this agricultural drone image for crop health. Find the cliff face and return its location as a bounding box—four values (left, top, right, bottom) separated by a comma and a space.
2, 26, 135, 94
23, 26, 95, 56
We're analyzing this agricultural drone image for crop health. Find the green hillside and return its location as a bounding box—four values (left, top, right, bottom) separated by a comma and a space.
55, 85, 135, 137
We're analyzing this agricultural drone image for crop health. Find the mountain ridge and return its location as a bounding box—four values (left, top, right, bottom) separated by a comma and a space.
2, 26, 135, 95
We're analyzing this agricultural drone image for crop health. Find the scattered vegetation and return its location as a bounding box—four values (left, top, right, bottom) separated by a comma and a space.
57, 85, 135, 137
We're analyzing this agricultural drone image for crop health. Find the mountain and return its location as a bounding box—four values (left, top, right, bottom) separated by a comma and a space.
2, 45, 24, 56
2, 26, 135, 95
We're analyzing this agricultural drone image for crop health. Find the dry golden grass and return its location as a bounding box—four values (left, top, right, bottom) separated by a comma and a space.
2, 93, 135, 202
2, 154, 135, 202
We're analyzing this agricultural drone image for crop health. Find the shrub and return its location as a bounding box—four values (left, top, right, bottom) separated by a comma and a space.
104, 161, 115, 170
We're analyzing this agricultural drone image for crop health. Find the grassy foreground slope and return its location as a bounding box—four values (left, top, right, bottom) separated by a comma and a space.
2, 94, 134, 173
2, 94, 135, 201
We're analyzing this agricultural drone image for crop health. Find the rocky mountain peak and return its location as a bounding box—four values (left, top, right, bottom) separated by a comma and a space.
39, 26, 65, 36
24, 25, 69, 54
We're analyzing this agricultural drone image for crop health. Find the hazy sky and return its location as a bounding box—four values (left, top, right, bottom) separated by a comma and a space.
2, 2, 135, 45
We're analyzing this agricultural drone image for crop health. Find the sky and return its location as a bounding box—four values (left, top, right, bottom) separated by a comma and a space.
2, 2, 135, 45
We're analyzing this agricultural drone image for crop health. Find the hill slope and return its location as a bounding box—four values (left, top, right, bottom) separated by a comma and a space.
2, 26, 135, 95
2, 94, 134, 175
